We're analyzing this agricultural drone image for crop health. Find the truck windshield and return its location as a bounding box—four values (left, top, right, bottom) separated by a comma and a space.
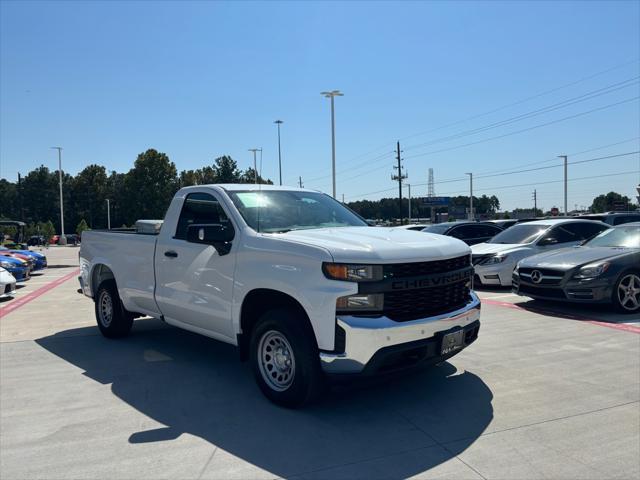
585, 225, 640, 248
487, 224, 549, 244
228, 190, 368, 233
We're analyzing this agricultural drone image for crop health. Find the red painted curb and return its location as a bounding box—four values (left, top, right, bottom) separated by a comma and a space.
0, 268, 80, 318
482, 298, 640, 334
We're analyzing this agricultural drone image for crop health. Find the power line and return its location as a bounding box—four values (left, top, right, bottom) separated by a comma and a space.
404, 96, 639, 160
403, 76, 638, 152
290, 59, 640, 184
345, 151, 639, 199
396, 59, 640, 144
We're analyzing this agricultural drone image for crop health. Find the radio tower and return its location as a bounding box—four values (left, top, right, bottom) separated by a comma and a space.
427, 168, 436, 223
427, 168, 435, 197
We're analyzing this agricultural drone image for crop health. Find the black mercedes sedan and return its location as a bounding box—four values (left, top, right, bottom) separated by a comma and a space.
512, 222, 640, 313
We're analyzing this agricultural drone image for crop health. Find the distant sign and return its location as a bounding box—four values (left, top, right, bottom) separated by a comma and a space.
550, 207, 559, 216
422, 196, 450, 207
613, 201, 627, 212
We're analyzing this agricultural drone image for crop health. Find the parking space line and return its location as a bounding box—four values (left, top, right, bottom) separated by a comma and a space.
0, 269, 80, 318
482, 298, 640, 334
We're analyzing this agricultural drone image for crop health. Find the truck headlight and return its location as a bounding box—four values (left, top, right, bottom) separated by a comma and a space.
484, 254, 508, 265
573, 262, 610, 279
323, 263, 383, 282
336, 294, 384, 312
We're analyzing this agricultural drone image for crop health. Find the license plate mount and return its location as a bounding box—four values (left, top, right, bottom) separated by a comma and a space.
441, 329, 465, 355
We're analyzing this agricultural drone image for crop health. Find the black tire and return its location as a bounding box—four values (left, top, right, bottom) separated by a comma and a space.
249, 308, 325, 408
612, 270, 640, 314
94, 279, 134, 338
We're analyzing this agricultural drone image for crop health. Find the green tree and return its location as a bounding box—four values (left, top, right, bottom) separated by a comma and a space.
76, 219, 90, 236
590, 192, 631, 213
0, 179, 19, 219
123, 149, 178, 224
42, 220, 56, 242
239, 167, 273, 185
72, 165, 108, 228
212, 156, 241, 183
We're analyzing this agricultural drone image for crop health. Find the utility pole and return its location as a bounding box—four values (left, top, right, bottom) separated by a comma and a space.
248, 148, 260, 184
407, 184, 412, 222
428, 168, 435, 223
321, 90, 343, 198
298, 176, 303, 188
274, 120, 283, 185
465, 172, 474, 220
106, 199, 111, 230
51, 147, 66, 244
391, 141, 407, 225
532, 189, 537, 216
559, 155, 568, 216
342, 194, 345, 203
18, 173, 24, 220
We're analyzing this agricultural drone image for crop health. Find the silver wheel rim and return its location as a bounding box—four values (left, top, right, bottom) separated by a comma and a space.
98, 290, 114, 327
258, 330, 296, 392
617, 274, 640, 312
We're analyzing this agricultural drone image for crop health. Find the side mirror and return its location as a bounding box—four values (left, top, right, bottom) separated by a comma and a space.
187, 224, 234, 255
538, 237, 558, 246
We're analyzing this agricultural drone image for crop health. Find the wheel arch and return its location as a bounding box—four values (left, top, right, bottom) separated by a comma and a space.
237, 288, 315, 362
91, 264, 115, 297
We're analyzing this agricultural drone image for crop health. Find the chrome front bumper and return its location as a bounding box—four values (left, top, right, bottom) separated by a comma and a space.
319, 292, 481, 374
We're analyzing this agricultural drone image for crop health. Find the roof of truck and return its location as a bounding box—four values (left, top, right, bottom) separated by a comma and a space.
201, 184, 314, 192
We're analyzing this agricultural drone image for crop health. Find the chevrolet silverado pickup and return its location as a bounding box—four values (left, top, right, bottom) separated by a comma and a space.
79, 185, 481, 407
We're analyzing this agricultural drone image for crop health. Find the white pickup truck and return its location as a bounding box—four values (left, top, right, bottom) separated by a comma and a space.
79, 185, 480, 407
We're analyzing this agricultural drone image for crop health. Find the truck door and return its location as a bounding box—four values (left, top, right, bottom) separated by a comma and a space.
154, 192, 237, 341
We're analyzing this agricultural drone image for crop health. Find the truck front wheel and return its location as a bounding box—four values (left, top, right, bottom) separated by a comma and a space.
250, 308, 324, 408
95, 279, 133, 338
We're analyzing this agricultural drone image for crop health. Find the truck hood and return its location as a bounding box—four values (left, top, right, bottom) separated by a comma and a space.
471, 242, 531, 256
275, 226, 470, 263
519, 246, 638, 270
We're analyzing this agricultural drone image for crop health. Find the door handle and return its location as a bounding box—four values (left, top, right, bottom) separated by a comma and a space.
164, 250, 178, 258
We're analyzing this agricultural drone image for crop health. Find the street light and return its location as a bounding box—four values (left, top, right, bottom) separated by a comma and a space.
465, 172, 474, 220
274, 120, 283, 186
51, 147, 66, 245
321, 90, 343, 198
248, 148, 262, 184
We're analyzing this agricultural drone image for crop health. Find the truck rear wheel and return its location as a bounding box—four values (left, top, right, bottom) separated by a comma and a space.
95, 279, 134, 338
249, 308, 324, 408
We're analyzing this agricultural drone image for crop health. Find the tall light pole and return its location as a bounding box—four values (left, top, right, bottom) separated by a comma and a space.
106, 199, 111, 230
51, 147, 66, 244
321, 90, 343, 198
274, 120, 283, 185
407, 184, 412, 222
248, 148, 261, 184
465, 172, 474, 220
558, 155, 568, 216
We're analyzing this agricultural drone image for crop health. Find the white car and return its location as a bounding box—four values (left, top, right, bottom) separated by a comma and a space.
0, 267, 17, 299
79, 184, 481, 407
471, 219, 610, 287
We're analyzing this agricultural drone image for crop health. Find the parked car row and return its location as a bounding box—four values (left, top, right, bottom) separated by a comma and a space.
0, 246, 48, 297
420, 217, 639, 313
513, 223, 639, 313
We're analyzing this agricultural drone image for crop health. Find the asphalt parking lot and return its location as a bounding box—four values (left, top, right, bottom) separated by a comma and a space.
1, 247, 638, 480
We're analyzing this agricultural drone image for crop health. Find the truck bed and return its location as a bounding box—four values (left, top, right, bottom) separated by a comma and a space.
80, 230, 161, 317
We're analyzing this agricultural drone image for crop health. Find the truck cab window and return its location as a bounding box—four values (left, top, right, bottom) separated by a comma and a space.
175, 192, 231, 240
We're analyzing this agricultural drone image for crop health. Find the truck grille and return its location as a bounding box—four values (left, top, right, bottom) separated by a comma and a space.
385, 255, 470, 278
384, 282, 471, 321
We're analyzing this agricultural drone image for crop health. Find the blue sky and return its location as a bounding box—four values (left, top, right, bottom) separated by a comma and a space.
1, 0, 639, 212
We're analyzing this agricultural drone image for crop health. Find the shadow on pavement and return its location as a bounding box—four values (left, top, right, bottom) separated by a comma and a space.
514, 298, 639, 324
36, 320, 493, 478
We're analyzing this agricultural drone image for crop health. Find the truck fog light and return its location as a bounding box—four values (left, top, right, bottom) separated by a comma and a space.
336, 294, 383, 312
